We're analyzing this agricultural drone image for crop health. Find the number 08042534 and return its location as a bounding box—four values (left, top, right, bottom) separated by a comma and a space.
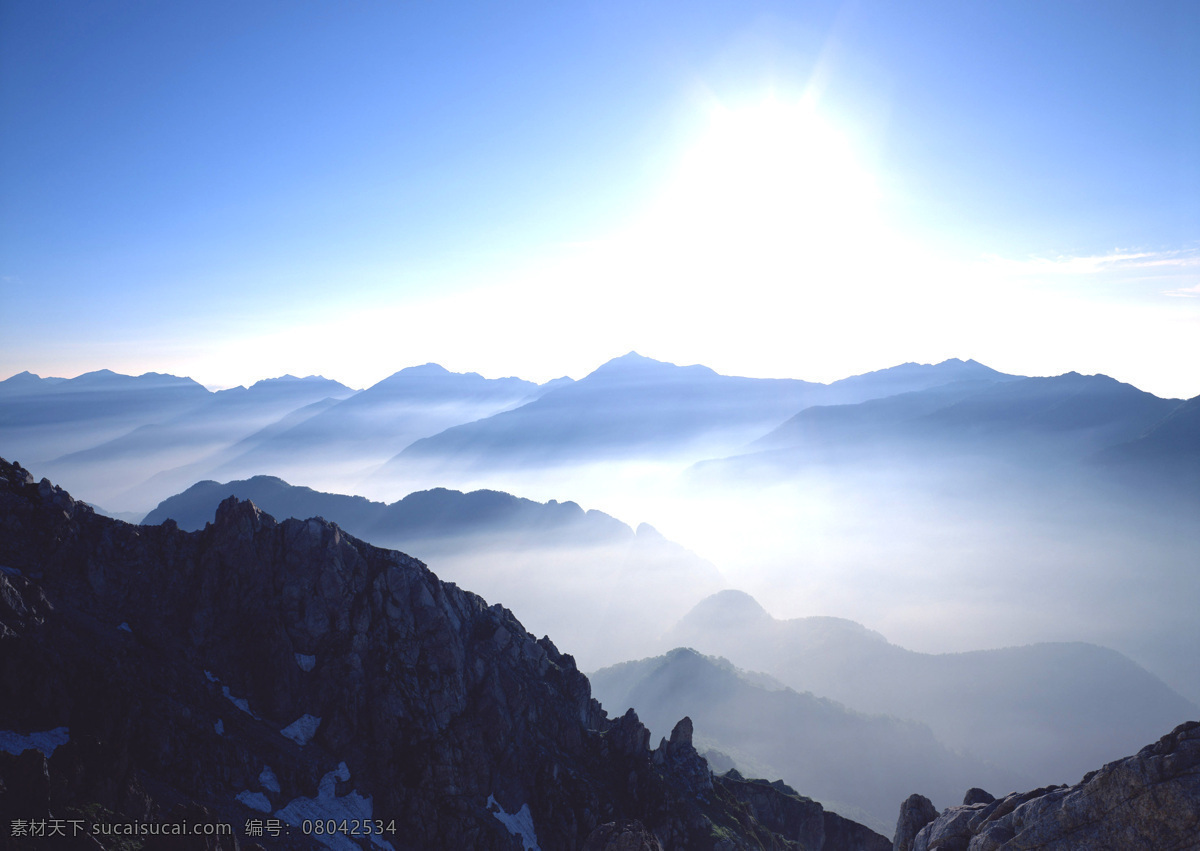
300, 819, 397, 837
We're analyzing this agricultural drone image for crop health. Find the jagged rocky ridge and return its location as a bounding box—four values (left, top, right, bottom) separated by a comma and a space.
140, 475, 727, 672
0, 458, 888, 850
892, 721, 1200, 850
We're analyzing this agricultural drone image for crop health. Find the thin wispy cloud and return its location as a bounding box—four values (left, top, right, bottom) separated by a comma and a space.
980, 248, 1200, 277
1164, 282, 1200, 298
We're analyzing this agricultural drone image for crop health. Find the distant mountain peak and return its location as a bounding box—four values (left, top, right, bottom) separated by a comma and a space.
372, 363, 459, 384
682, 590, 772, 627
607, 351, 662, 366
400, 362, 452, 375
587, 352, 718, 380
0, 370, 68, 389
247, 374, 348, 390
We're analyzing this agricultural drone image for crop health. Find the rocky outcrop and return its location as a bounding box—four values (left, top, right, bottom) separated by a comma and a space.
896, 721, 1200, 850
0, 458, 888, 850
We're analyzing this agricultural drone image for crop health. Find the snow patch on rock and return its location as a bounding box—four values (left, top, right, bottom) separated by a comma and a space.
236, 791, 272, 813
281, 714, 321, 746
295, 653, 316, 672
487, 795, 540, 851
0, 727, 70, 757
222, 685, 260, 718
260, 765, 281, 794
275, 762, 393, 850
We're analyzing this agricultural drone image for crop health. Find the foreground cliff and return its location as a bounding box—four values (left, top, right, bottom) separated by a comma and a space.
893, 721, 1200, 850
0, 458, 888, 850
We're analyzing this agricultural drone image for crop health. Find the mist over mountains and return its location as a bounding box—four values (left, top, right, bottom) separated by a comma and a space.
3, 351, 1198, 845
386, 353, 1018, 476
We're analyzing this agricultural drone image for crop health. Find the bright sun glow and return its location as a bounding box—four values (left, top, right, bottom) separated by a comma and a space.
641, 97, 882, 268
679, 99, 876, 233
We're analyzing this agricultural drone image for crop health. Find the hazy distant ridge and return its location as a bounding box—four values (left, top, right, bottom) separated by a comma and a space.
590, 647, 1016, 835
665, 590, 1198, 786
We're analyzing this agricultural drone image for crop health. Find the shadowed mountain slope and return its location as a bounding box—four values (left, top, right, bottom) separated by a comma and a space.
1095, 393, 1200, 495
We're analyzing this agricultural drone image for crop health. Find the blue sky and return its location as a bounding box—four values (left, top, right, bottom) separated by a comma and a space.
2, 0, 1198, 395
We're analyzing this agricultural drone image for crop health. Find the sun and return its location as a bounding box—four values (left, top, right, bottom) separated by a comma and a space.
646, 96, 881, 264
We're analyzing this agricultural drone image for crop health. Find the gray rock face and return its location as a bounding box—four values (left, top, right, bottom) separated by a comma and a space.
0, 457, 888, 850
893, 794, 938, 851
900, 721, 1200, 850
